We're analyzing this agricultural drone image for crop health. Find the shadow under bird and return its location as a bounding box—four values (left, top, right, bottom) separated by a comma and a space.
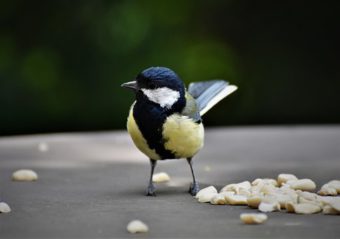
121, 67, 237, 196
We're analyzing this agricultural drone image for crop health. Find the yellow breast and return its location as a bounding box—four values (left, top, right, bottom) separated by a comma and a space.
162, 114, 204, 158
127, 103, 161, 160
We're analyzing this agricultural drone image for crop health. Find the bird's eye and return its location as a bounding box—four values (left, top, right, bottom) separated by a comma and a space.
148, 83, 156, 89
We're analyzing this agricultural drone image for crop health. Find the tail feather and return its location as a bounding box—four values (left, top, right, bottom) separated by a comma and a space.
188, 80, 237, 116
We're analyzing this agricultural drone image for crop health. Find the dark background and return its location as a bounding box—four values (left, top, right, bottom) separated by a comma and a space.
0, 1, 339, 136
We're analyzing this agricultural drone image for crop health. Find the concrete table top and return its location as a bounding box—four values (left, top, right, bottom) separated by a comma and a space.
0, 126, 339, 238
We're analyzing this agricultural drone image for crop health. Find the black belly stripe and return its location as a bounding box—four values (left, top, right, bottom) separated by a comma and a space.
133, 101, 176, 159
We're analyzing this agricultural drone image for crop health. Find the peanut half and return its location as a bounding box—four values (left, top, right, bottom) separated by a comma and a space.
127, 220, 149, 233
240, 213, 268, 224
12, 169, 38, 181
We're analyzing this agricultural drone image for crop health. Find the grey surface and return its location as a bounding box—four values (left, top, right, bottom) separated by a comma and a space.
0, 126, 340, 238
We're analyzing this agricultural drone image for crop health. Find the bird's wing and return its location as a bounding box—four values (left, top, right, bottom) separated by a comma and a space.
188, 80, 237, 116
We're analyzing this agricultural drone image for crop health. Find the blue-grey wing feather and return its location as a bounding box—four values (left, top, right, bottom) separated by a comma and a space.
188, 80, 230, 113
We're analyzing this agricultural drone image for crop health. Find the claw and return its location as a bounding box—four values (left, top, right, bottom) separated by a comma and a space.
189, 182, 200, 196
146, 183, 156, 196
146, 191, 156, 196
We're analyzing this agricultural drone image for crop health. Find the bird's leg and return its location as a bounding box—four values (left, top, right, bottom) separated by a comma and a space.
187, 157, 200, 196
146, 159, 157, 196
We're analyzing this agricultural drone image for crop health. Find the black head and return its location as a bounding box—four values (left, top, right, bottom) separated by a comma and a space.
136, 67, 185, 92
122, 67, 186, 110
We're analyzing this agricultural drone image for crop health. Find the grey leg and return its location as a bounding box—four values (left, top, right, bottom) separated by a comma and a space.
146, 159, 157, 196
187, 157, 200, 196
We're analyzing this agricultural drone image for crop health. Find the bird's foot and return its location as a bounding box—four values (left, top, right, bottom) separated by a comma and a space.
146, 183, 156, 196
188, 182, 200, 196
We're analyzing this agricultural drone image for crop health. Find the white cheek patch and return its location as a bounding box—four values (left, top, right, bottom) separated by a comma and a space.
141, 87, 180, 109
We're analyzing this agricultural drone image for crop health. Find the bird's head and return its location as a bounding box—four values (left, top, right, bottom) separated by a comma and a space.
122, 67, 185, 109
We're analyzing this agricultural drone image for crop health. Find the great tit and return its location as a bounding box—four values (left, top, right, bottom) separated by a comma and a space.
121, 67, 237, 196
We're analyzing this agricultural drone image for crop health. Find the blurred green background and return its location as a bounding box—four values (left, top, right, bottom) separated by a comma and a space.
0, 1, 339, 135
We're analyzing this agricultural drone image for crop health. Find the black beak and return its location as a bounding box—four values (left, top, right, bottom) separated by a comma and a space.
121, 81, 138, 91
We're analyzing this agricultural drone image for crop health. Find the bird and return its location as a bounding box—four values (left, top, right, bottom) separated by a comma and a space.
121, 66, 237, 196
